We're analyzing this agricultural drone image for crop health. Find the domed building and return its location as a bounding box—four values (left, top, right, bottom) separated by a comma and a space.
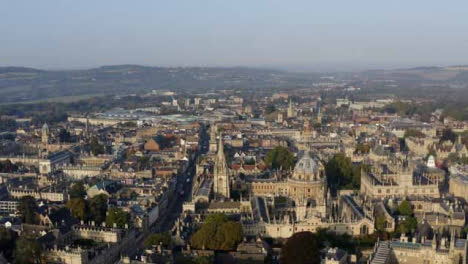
288, 151, 326, 206
292, 151, 323, 181
248, 151, 327, 206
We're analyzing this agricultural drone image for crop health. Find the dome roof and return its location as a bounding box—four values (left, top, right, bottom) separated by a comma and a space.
294, 151, 318, 175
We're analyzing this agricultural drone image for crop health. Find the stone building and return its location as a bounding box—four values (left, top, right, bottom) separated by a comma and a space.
360, 158, 440, 200
368, 233, 467, 264
213, 137, 230, 200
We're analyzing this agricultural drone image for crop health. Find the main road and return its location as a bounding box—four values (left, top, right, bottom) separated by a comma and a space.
120, 124, 209, 259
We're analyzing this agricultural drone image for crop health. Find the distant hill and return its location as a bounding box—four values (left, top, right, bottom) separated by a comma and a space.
361, 65, 468, 82
0, 64, 467, 104
0, 65, 314, 103
0, 66, 43, 74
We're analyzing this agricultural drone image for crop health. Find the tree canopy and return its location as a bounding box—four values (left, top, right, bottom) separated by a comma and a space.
375, 214, 387, 233
404, 129, 426, 138
280, 232, 320, 264
265, 104, 276, 114
264, 146, 294, 170
89, 137, 105, 156
0, 227, 18, 261
17, 196, 38, 224
89, 194, 108, 224
190, 213, 243, 251
440, 128, 457, 143
397, 200, 413, 216
106, 208, 131, 228
144, 232, 172, 248
66, 198, 88, 221
14, 236, 43, 264
396, 200, 417, 235
69, 181, 86, 199
325, 153, 362, 194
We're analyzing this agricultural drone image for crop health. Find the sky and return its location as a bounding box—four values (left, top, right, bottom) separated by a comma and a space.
1, 0, 468, 71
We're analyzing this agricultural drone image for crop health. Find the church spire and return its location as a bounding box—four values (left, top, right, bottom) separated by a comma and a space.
213, 136, 230, 200
218, 136, 225, 160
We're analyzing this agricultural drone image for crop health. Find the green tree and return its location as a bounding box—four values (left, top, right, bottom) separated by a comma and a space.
396, 200, 417, 235
265, 104, 276, 114
325, 153, 362, 193
404, 129, 425, 138
440, 128, 457, 143
17, 196, 38, 224
106, 208, 131, 228
137, 156, 152, 170
14, 237, 43, 264
58, 128, 72, 143
375, 214, 387, 232
315, 229, 356, 253
397, 216, 418, 235
355, 143, 370, 154
0, 227, 18, 261
144, 232, 172, 248
190, 213, 243, 250
218, 221, 243, 250
397, 200, 413, 216
264, 146, 294, 170
66, 198, 88, 221
280, 232, 320, 264
89, 137, 105, 156
69, 181, 86, 199
89, 194, 108, 224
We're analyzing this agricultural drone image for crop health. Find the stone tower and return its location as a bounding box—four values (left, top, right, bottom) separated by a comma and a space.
287, 99, 295, 118
213, 137, 230, 200
41, 123, 49, 144
209, 124, 218, 153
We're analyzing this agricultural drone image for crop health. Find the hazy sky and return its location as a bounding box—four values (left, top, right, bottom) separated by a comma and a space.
1, 0, 468, 71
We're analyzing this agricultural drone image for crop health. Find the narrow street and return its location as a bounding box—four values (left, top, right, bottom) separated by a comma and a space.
120, 124, 209, 259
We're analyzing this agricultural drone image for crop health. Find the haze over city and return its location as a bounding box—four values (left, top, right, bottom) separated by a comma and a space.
2, 0, 468, 70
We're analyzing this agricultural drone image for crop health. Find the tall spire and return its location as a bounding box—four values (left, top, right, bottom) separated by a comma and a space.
287, 99, 295, 118
218, 136, 224, 160
213, 136, 230, 200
